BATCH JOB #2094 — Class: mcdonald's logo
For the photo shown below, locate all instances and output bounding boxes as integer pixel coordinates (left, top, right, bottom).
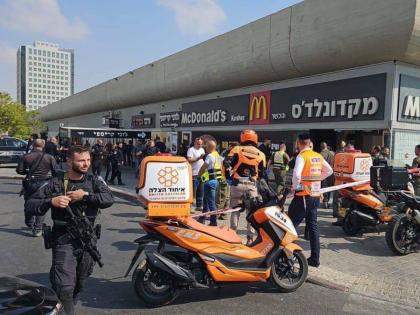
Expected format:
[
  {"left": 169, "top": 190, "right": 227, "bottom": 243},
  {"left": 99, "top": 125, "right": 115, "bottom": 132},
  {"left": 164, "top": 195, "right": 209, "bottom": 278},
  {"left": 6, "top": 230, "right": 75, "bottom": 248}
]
[{"left": 249, "top": 91, "right": 271, "bottom": 125}]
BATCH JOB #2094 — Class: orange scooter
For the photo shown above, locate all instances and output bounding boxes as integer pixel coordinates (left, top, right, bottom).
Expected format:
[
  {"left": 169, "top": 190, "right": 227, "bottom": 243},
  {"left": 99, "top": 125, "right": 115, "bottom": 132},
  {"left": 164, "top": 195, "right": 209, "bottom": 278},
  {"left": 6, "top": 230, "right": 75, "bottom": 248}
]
[
  {"left": 334, "top": 151, "right": 391, "bottom": 235},
  {"left": 124, "top": 180, "right": 308, "bottom": 307}
]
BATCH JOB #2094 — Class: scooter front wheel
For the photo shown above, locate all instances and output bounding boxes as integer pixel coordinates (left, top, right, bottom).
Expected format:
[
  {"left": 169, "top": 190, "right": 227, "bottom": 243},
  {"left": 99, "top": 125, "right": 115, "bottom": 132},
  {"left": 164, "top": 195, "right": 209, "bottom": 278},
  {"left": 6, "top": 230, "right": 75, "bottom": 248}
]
[
  {"left": 132, "top": 260, "right": 179, "bottom": 307},
  {"left": 270, "top": 250, "right": 308, "bottom": 293}
]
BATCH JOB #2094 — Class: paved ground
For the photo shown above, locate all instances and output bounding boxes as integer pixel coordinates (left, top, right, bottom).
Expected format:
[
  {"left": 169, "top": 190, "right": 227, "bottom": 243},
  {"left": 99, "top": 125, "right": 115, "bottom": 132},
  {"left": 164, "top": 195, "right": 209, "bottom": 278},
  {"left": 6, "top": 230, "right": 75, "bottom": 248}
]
[
  {"left": 1, "top": 164, "right": 419, "bottom": 313},
  {"left": 0, "top": 178, "right": 418, "bottom": 314}
]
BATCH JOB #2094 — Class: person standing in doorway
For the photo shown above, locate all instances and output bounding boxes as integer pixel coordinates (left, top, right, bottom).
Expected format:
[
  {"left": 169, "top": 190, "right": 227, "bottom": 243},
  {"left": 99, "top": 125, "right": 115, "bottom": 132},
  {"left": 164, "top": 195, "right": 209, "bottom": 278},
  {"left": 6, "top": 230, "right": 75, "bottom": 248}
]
[
  {"left": 104, "top": 141, "right": 113, "bottom": 182},
  {"left": 198, "top": 140, "right": 222, "bottom": 226},
  {"left": 320, "top": 142, "right": 335, "bottom": 209},
  {"left": 268, "top": 142, "right": 290, "bottom": 195},
  {"left": 91, "top": 139, "right": 104, "bottom": 176},
  {"left": 288, "top": 134, "right": 333, "bottom": 267},
  {"left": 187, "top": 138, "right": 205, "bottom": 211},
  {"left": 258, "top": 137, "right": 272, "bottom": 163},
  {"left": 109, "top": 143, "right": 125, "bottom": 185},
  {"left": 155, "top": 136, "right": 167, "bottom": 153}
]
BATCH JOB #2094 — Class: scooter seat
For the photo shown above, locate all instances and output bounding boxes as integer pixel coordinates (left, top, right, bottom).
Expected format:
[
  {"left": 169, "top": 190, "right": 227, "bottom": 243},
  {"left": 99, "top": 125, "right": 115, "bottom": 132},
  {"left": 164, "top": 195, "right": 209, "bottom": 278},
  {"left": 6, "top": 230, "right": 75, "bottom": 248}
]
[{"left": 182, "top": 217, "right": 242, "bottom": 244}]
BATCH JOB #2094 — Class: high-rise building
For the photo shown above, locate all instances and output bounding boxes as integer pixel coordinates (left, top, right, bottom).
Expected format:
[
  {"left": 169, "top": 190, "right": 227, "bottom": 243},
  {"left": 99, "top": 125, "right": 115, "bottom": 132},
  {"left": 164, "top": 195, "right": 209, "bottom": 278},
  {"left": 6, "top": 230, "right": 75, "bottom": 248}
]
[{"left": 17, "top": 41, "right": 74, "bottom": 111}]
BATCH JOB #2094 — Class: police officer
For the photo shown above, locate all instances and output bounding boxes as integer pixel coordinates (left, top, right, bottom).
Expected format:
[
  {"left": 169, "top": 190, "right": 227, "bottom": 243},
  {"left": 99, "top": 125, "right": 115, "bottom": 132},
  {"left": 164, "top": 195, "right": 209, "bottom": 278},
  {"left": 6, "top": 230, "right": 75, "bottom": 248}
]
[
  {"left": 268, "top": 142, "right": 290, "bottom": 194},
  {"left": 16, "top": 139, "right": 57, "bottom": 236},
  {"left": 225, "top": 130, "right": 266, "bottom": 245},
  {"left": 289, "top": 134, "right": 333, "bottom": 267},
  {"left": 198, "top": 140, "right": 222, "bottom": 226},
  {"left": 91, "top": 139, "right": 104, "bottom": 176},
  {"left": 412, "top": 144, "right": 420, "bottom": 196},
  {"left": 25, "top": 145, "right": 114, "bottom": 315}
]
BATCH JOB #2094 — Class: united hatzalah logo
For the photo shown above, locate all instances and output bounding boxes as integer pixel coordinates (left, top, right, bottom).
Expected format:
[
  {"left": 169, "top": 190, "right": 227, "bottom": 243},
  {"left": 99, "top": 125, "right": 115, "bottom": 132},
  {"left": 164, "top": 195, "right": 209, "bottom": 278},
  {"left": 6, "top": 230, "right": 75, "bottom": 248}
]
[{"left": 158, "top": 167, "right": 179, "bottom": 187}]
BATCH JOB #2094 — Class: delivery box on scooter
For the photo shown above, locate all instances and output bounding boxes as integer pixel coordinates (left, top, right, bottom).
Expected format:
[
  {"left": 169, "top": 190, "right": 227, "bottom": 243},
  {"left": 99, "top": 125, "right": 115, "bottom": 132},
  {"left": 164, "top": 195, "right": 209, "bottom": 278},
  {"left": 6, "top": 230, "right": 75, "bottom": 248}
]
[
  {"left": 137, "top": 156, "right": 193, "bottom": 217},
  {"left": 333, "top": 151, "right": 372, "bottom": 190}
]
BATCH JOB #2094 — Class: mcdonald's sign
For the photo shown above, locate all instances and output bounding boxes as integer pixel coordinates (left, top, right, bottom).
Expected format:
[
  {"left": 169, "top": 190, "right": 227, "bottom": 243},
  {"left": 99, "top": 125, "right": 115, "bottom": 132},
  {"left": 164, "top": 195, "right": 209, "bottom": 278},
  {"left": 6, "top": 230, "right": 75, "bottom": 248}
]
[{"left": 249, "top": 91, "right": 271, "bottom": 125}]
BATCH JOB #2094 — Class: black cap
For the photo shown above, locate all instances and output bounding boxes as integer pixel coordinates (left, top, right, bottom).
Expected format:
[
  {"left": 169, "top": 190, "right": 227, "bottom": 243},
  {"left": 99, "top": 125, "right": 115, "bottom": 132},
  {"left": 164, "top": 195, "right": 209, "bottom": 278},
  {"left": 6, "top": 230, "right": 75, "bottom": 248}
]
[{"left": 298, "top": 133, "right": 310, "bottom": 141}]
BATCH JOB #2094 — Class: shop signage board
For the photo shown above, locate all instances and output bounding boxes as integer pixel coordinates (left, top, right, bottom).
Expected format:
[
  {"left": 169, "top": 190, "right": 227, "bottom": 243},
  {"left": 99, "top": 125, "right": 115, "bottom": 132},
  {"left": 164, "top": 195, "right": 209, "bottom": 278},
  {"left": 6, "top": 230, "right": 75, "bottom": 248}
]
[
  {"left": 160, "top": 111, "right": 181, "bottom": 128},
  {"left": 131, "top": 113, "right": 156, "bottom": 129},
  {"left": 68, "top": 128, "right": 151, "bottom": 139},
  {"left": 398, "top": 74, "right": 420, "bottom": 123},
  {"left": 270, "top": 73, "right": 386, "bottom": 124},
  {"left": 179, "top": 74, "right": 386, "bottom": 128},
  {"left": 181, "top": 95, "right": 249, "bottom": 127},
  {"left": 108, "top": 118, "right": 120, "bottom": 128}
]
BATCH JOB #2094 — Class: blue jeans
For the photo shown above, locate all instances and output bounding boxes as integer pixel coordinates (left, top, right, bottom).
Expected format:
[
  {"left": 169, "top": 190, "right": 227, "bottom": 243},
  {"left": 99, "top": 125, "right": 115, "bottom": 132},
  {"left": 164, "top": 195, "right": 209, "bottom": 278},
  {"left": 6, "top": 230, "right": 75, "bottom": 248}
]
[
  {"left": 288, "top": 195, "right": 320, "bottom": 263},
  {"left": 193, "top": 176, "right": 203, "bottom": 209},
  {"left": 202, "top": 179, "right": 219, "bottom": 226}
]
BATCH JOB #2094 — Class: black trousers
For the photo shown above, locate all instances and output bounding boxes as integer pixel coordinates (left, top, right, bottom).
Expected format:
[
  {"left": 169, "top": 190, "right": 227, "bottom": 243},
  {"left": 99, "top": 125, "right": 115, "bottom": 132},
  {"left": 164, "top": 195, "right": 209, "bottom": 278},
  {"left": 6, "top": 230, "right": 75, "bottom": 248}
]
[
  {"left": 50, "top": 239, "right": 95, "bottom": 315},
  {"left": 288, "top": 195, "right": 321, "bottom": 263},
  {"left": 110, "top": 164, "right": 122, "bottom": 183},
  {"left": 104, "top": 160, "right": 112, "bottom": 181},
  {"left": 92, "top": 159, "right": 102, "bottom": 176},
  {"left": 23, "top": 179, "right": 47, "bottom": 230}
]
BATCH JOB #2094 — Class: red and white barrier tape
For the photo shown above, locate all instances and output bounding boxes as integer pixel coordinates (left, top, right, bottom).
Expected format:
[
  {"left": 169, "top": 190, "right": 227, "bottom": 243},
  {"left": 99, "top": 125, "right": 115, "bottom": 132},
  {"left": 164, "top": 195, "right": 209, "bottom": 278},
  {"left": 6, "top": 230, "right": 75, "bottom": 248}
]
[{"left": 190, "top": 179, "right": 370, "bottom": 218}]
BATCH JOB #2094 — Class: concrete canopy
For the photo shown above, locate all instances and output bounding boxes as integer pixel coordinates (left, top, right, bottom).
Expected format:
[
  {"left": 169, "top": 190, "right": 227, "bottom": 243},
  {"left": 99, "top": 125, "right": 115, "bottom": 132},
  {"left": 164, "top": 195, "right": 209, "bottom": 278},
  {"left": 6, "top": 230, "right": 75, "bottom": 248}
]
[{"left": 40, "top": 0, "right": 420, "bottom": 122}]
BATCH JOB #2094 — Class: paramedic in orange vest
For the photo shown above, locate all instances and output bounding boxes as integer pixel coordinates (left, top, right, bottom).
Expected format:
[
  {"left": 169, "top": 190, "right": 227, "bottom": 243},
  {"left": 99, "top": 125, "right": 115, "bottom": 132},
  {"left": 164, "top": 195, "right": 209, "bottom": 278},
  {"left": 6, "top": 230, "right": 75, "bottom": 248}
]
[
  {"left": 289, "top": 134, "right": 333, "bottom": 267},
  {"left": 225, "top": 129, "right": 266, "bottom": 245}
]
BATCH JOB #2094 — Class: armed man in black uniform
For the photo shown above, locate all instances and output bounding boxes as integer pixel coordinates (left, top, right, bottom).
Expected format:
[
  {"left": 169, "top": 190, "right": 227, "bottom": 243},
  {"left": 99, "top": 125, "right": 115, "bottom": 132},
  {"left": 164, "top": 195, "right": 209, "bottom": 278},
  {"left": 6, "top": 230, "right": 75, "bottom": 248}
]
[
  {"left": 91, "top": 139, "right": 104, "bottom": 176},
  {"left": 16, "top": 138, "right": 58, "bottom": 236},
  {"left": 25, "top": 145, "right": 114, "bottom": 315}
]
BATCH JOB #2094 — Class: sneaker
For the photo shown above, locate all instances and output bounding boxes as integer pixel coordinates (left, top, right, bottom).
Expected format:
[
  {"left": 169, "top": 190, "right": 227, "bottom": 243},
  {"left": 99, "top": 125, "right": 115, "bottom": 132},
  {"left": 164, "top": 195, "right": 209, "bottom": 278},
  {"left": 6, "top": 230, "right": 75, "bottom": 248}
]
[
  {"left": 135, "top": 187, "right": 140, "bottom": 194},
  {"left": 32, "top": 229, "right": 42, "bottom": 237},
  {"left": 307, "top": 258, "right": 320, "bottom": 268}
]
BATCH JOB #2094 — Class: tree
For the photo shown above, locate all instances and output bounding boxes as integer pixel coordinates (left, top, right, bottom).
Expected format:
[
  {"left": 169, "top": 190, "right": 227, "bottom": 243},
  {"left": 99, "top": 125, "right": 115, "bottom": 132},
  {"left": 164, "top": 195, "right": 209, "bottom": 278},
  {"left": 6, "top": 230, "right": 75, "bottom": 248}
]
[{"left": 0, "top": 92, "right": 45, "bottom": 139}]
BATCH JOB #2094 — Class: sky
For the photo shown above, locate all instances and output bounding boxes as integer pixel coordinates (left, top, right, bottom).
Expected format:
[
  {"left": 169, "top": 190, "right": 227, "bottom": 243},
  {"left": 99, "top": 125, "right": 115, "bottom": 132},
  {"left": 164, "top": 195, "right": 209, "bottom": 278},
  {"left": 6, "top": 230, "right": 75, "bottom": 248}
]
[{"left": 0, "top": 0, "right": 302, "bottom": 99}]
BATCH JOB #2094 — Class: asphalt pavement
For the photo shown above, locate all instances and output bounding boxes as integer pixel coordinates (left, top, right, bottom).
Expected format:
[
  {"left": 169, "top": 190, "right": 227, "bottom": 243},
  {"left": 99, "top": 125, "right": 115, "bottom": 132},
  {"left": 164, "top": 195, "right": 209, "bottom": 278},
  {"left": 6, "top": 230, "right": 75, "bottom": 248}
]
[{"left": 0, "top": 178, "right": 418, "bottom": 315}]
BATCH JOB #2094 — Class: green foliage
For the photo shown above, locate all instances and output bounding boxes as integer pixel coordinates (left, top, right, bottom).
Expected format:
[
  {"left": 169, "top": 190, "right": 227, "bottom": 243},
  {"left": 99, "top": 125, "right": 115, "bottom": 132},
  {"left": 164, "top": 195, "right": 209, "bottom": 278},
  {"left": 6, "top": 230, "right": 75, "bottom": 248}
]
[{"left": 0, "top": 92, "right": 45, "bottom": 138}]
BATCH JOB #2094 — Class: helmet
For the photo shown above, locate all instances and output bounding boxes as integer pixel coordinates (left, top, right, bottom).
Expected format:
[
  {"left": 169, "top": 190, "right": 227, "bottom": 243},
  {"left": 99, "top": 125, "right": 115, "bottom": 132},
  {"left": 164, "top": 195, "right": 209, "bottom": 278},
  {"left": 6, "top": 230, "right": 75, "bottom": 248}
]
[{"left": 240, "top": 129, "right": 258, "bottom": 144}]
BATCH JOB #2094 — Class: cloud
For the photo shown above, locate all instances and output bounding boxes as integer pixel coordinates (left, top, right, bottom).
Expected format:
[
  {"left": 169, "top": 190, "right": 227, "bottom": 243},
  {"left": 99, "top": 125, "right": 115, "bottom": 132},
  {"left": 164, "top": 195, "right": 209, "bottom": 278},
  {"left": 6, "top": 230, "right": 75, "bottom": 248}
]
[
  {"left": 158, "top": 0, "right": 226, "bottom": 36},
  {"left": 0, "top": 0, "right": 89, "bottom": 40}
]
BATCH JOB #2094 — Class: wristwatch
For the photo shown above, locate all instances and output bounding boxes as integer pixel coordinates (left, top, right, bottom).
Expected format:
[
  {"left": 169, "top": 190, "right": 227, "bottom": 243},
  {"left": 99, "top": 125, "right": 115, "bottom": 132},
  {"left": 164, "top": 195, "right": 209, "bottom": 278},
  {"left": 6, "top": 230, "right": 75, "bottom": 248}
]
[{"left": 82, "top": 192, "right": 90, "bottom": 202}]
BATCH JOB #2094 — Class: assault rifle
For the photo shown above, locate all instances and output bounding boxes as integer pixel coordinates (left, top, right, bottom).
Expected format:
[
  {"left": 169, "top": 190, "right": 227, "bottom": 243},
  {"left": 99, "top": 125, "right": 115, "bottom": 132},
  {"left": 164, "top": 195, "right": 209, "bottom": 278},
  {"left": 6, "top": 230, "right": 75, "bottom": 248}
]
[{"left": 64, "top": 205, "right": 104, "bottom": 268}]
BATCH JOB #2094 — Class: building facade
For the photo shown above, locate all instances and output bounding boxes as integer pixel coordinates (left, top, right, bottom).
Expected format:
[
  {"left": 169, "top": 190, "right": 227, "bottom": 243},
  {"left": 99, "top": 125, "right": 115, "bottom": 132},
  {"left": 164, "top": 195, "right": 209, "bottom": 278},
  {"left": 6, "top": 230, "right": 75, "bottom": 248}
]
[
  {"left": 39, "top": 0, "right": 420, "bottom": 164},
  {"left": 17, "top": 41, "right": 74, "bottom": 111}
]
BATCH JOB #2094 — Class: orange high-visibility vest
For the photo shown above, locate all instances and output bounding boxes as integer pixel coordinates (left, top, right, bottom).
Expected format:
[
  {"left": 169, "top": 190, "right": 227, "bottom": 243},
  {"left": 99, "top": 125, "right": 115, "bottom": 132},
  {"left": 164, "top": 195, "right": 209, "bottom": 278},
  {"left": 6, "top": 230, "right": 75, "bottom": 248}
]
[
  {"left": 229, "top": 145, "right": 266, "bottom": 180},
  {"left": 296, "top": 150, "right": 323, "bottom": 197}
]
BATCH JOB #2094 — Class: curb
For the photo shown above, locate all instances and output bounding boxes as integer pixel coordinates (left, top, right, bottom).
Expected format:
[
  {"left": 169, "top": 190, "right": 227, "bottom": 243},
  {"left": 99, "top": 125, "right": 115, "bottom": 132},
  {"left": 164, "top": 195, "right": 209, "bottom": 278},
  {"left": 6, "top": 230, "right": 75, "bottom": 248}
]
[
  {"left": 0, "top": 175, "right": 24, "bottom": 180},
  {"left": 306, "top": 275, "right": 349, "bottom": 292},
  {"left": 108, "top": 187, "right": 141, "bottom": 204}
]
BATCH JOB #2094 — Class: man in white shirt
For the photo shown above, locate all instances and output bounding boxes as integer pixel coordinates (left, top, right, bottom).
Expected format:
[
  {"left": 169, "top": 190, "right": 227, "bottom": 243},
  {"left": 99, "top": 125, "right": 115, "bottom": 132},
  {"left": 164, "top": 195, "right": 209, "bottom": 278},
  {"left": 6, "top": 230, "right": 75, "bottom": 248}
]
[
  {"left": 289, "top": 134, "right": 333, "bottom": 268},
  {"left": 187, "top": 138, "right": 205, "bottom": 210}
]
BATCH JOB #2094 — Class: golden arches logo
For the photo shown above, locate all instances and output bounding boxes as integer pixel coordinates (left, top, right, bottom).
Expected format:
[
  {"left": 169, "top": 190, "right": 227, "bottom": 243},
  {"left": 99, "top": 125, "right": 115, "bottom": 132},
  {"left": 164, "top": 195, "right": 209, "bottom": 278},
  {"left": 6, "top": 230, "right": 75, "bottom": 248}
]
[
  {"left": 158, "top": 167, "right": 179, "bottom": 187},
  {"left": 249, "top": 96, "right": 268, "bottom": 121}
]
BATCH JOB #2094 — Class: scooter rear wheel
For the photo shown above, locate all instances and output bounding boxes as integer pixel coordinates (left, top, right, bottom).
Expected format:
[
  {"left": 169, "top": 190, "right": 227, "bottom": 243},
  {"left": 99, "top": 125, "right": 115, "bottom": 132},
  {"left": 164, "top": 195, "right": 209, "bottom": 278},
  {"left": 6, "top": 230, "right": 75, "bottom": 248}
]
[
  {"left": 132, "top": 260, "right": 179, "bottom": 307},
  {"left": 270, "top": 250, "right": 308, "bottom": 293}
]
